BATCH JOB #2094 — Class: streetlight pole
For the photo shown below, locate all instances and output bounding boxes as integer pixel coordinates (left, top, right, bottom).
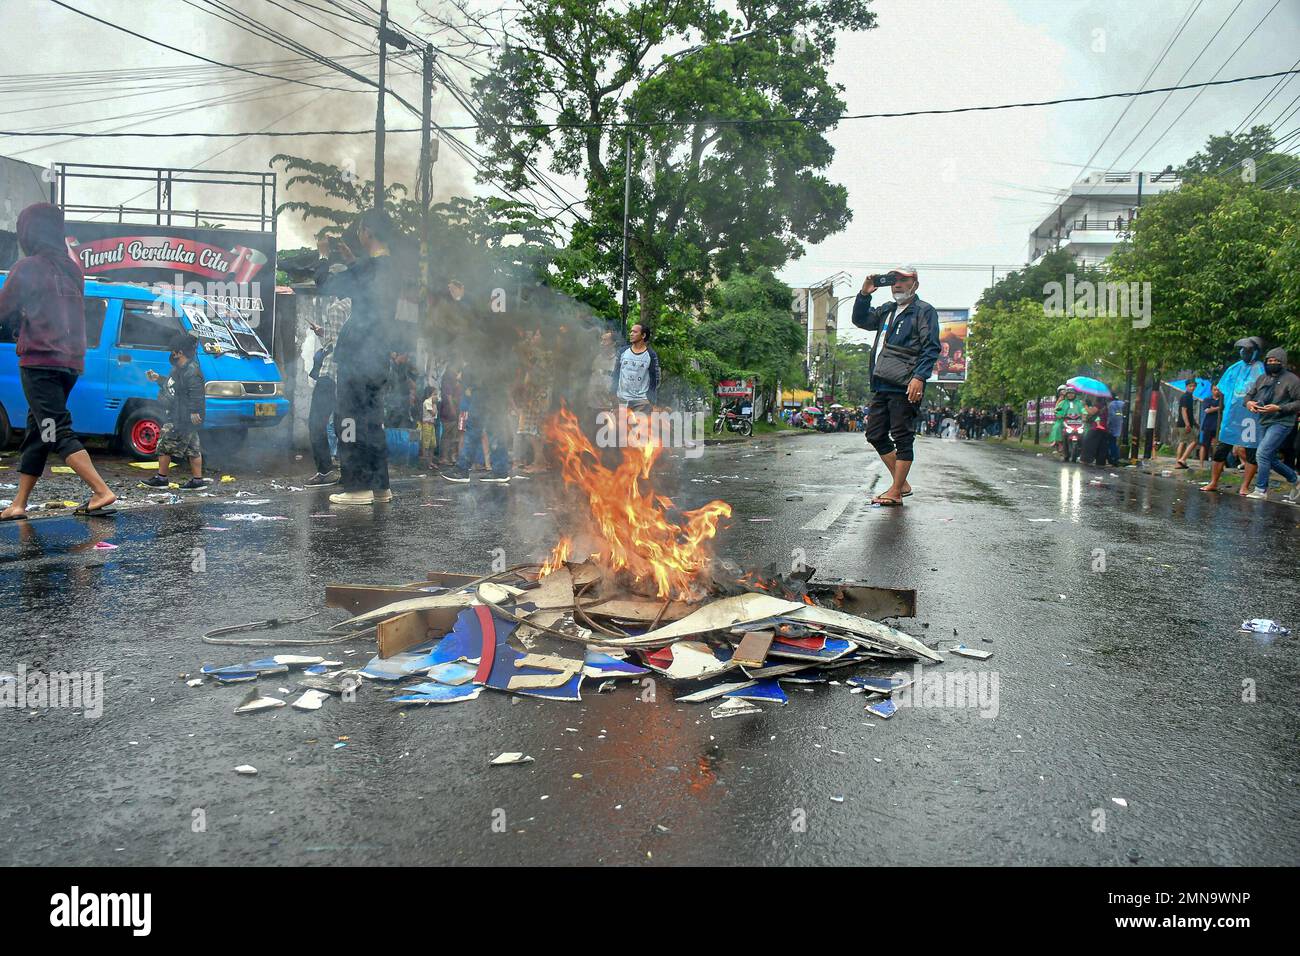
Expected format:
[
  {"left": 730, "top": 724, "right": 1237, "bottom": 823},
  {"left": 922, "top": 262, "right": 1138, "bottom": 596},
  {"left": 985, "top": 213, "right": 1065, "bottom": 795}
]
[{"left": 620, "top": 131, "right": 631, "bottom": 339}]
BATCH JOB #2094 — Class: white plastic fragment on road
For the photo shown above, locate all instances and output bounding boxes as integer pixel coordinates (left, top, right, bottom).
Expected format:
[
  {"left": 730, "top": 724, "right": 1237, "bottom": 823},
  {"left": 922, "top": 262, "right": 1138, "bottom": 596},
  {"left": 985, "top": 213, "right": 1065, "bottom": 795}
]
[
  {"left": 235, "top": 765, "right": 258, "bottom": 775},
  {"left": 949, "top": 644, "right": 993, "bottom": 660},
  {"left": 221, "top": 513, "right": 289, "bottom": 522},
  {"left": 234, "top": 690, "right": 286, "bottom": 714},
  {"left": 490, "top": 752, "right": 535, "bottom": 765},
  {"left": 291, "top": 690, "right": 330, "bottom": 711},
  {"left": 710, "top": 698, "right": 761, "bottom": 718},
  {"left": 1240, "top": 619, "right": 1289, "bottom": 635},
  {"left": 1111, "top": 797, "right": 1128, "bottom": 808}
]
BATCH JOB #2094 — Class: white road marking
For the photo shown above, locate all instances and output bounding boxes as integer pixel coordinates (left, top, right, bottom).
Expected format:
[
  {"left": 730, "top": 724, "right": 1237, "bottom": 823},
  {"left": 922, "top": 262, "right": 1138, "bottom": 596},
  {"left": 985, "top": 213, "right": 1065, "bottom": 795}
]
[{"left": 802, "top": 493, "right": 856, "bottom": 531}]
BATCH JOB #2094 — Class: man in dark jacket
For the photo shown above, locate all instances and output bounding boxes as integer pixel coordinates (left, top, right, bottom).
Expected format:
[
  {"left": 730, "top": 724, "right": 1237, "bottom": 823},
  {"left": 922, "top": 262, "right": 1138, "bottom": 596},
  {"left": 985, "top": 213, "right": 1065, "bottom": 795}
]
[
  {"left": 314, "top": 211, "right": 400, "bottom": 505},
  {"left": 0, "top": 202, "right": 115, "bottom": 519},
  {"left": 140, "top": 333, "right": 209, "bottom": 490},
  {"left": 852, "top": 266, "right": 941, "bottom": 506},
  {"left": 1244, "top": 347, "right": 1300, "bottom": 502}
]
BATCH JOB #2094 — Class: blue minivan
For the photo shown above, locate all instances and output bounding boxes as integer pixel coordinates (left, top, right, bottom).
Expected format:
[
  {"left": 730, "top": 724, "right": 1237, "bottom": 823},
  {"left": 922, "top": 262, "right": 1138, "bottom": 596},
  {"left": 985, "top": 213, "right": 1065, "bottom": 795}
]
[{"left": 0, "top": 277, "right": 289, "bottom": 457}]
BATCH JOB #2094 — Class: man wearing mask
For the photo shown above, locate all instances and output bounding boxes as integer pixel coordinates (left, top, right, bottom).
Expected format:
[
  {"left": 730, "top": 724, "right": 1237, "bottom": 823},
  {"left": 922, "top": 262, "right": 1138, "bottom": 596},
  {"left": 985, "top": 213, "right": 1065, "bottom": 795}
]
[
  {"left": 1202, "top": 337, "right": 1265, "bottom": 495},
  {"left": 0, "top": 202, "right": 116, "bottom": 520},
  {"left": 1244, "top": 348, "right": 1300, "bottom": 502},
  {"left": 852, "top": 267, "right": 941, "bottom": 506},
  {"left": 314, "top": 210, "right": 400, "bottom": 505}
]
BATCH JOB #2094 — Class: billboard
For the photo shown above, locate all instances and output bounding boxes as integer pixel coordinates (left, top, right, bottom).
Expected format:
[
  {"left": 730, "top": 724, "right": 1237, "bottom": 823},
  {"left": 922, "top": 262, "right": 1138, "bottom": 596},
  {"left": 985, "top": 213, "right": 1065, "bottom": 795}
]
[
  {"left": 1025, "top": 396, "right": 1057, "bottom": 426},
  {"left": 716, "top": 378, "right": 754, "bottom": 398},
  {"left": 930, "top": 309, "right": 969, "bottom": 383},
  {"left": 62, "top": 221, "right": 276, "bottom": 331}
]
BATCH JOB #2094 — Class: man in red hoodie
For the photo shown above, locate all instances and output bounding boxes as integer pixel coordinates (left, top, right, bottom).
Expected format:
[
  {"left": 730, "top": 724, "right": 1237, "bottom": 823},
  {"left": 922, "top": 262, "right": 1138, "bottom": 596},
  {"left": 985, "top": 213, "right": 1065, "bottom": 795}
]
[{"left": 0, "top": 203, "right": 115, "bottom": 519}]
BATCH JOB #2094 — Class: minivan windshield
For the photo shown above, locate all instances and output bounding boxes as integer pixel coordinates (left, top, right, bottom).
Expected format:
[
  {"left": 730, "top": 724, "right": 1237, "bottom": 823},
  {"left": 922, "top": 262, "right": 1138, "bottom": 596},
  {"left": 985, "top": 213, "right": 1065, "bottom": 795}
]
[{"left": 150, "top": 297, "right": 270, "bottom": 357}]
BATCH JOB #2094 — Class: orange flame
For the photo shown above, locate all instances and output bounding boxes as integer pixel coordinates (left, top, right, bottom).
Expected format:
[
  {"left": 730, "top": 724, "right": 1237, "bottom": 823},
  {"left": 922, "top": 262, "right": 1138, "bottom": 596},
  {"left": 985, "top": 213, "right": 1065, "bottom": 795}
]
[
  {"left": 542, "top": 405, "right": 731, "bottom": 599},
  {"left": 541, "top": 537, "right": 572, "bottom": 576}
]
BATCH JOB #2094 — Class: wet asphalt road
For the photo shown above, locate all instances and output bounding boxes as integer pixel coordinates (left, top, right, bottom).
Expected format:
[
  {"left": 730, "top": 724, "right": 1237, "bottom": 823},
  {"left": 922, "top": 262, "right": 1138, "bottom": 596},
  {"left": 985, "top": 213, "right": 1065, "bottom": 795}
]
[{"left": 1, "top": 432, "right": 1296, "bottom": 866}]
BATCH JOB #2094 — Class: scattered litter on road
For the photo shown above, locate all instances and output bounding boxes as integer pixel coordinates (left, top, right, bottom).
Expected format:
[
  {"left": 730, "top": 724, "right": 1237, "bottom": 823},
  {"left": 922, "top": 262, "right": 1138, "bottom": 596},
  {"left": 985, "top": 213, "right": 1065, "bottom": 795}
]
[
  {"left": 200, "top": 526, "right": 230, "bottom": 531},
  {"left": 949, "top": 644, "right": 993, "bottom": 660},
  {"left": 1111, "top": 797, "right": 1128, "bottom": 808},
  {"left": 1240, "top": 618, "right": 1289, "bottom": 635},
  {"left": 1027, "top": 518, "right": 1054, "bottom": 523},
  {"left": 221, "top": 513, "right": 290, "bottom": 522},
  {"left": 235, "top": 765, "right": 258, "bottom": 775},
  {"left": 830, "top": 795, "right": 844, "bottom": 803}
]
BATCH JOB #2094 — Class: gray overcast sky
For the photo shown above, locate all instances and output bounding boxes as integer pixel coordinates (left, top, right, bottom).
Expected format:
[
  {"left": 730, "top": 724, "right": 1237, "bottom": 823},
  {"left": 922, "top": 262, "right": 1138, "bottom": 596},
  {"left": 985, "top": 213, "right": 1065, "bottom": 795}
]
[{"left": 3, "top": 0, "right": 1297, "bottom": 336}]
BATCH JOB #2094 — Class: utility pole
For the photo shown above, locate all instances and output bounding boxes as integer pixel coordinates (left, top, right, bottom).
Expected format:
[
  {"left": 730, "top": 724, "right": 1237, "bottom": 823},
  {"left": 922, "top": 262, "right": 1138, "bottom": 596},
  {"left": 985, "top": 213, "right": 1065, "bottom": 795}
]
[
  {"left": 374, "top": 0, "right": 389, "bottom": 212},
  {"left": 620, "top": 132, "right": 632, "bottom": 339},
  {"left": 419, "top": 42, "right": 435, "bottom": 322}
]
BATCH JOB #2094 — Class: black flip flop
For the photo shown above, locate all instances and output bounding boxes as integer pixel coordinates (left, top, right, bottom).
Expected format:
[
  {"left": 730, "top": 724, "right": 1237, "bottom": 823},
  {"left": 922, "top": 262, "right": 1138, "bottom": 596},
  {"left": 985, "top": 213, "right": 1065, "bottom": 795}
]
[
  {"left": 874, "top": 497, "right": 904, "bottom": 507},
  {"left": 0, "top": 512, "right": 29, "bottom": 522},
  {"left": 74, "top": 500, "right": 118, "bottom": 517},
  {"left": 901, "top": 490, "right": 913, "bottom": 498}
]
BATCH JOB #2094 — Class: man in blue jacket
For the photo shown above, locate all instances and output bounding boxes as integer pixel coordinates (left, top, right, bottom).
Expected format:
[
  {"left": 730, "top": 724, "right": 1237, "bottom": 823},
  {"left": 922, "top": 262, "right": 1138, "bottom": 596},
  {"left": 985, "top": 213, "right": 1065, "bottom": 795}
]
[{"left": 851, "top": 267, "right": 941, "bottom": 507}]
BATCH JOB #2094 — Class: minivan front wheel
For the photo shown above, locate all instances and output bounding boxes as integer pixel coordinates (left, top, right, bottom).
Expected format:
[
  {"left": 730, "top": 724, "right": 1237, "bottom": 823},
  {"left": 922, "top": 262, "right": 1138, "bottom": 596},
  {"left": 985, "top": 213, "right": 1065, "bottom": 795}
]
[{"left": 120, "top": 408, "right": 163, "bottom": 459}]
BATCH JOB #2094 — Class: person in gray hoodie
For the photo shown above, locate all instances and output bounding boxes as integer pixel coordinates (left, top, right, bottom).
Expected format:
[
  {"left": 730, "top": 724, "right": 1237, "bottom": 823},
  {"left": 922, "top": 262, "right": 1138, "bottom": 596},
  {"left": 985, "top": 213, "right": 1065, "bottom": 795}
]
[{"left": 1244, "top": 347, "right": 1300, "bottom": 501}]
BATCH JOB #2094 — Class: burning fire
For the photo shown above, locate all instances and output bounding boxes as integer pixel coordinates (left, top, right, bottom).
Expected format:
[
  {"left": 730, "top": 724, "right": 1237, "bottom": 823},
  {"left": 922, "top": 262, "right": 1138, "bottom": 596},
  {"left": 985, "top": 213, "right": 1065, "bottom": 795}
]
[{"left": 541, "top": 406, "right": 731, "bottom": 599}]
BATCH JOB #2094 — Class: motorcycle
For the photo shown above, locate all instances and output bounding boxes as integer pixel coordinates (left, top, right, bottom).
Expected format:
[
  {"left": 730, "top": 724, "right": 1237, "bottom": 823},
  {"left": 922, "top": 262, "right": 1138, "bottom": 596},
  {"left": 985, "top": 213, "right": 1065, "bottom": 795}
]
[
  {"left": 1061, "top": 414, "right": 1085, "bottom": 462},
  {"left": 713, "top": 408, "right": 753, "bottom": 437}
]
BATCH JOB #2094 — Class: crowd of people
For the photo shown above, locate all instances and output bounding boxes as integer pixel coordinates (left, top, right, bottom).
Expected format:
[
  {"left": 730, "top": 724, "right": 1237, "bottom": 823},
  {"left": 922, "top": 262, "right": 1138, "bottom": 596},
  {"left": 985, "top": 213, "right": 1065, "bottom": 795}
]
[
  {"left": 920, "top": 405, "right": 1020, "bottom": 440},
  {"left": 303, "top": 217, "right": 658, "bottom": 503}
]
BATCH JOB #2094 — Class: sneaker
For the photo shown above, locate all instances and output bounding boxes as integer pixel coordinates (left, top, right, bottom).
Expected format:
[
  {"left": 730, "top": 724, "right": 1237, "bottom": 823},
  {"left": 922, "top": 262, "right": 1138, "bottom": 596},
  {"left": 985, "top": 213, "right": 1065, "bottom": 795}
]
[
  {"left": 138, "top": 475, "right": 169, "bottom": 489},
  {"left": 178, "top": 477, "right": 211, "bottom": 491},
  {"left": 1286, "top": 483, "right": 1300, "bottom": 504},
  {"left": 1245, "top": 488, "right": 1268, "bottom": 500},
  {"left": 373, "top": 489, "right": 393, "bottom": 503},
  {"left": 441, "top": 470, "right": 471, "bottom": 483},
  {"left": 329, "top": 490, "right": 375, "bottom": 506},
  {"left": 305, "top": 471, "right": 338, "bottom": 487},
  {"left": 479, "top": 474, "right": 511, "bottom": 484}
]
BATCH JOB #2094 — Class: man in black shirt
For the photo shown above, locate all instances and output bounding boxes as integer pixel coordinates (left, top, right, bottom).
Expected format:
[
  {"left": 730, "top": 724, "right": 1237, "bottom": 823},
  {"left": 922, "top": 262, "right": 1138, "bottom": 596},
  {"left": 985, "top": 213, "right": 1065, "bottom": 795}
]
[{"left": 314, "top": 210, "right": 401, "bottom": 506}]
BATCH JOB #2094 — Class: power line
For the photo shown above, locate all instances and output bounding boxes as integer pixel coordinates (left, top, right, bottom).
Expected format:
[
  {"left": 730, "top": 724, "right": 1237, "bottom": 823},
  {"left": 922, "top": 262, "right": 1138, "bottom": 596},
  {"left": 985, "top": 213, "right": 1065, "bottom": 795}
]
[
  {"left": 1231, "top": 55, "right": 1300, "bottom": 134},
  {"left": 46, "top": 0, "right": 366, "bottom": 93},
  {"left": 1127, "top": 0, "right": 1284, "bottom": 170},
  {"left": 6, "top": 66, "right": 1299, "bottom": 140},
  {"left": 1101, "top": 0, "right": 1246, "bottom": 174},
  {"left": 1078, "top": 0, "right": 1203, "bottom": 175}
]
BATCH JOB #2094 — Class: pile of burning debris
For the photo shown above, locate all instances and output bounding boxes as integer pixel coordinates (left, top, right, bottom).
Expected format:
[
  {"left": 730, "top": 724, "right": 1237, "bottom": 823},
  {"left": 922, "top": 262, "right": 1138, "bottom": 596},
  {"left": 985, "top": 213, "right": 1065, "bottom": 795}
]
[
  {"left": 196, "top": 558, "right": 945, "bottom": 720},
  {"left": 195, "top": 409, "right": 955, "bottom": 718}
]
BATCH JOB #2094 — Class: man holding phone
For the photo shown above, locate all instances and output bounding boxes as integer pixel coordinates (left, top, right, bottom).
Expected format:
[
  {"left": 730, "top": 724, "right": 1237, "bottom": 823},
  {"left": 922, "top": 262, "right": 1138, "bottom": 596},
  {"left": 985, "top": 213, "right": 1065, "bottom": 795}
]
[{"left": 852, "top": 266, "right": 941, "bottom": 507}]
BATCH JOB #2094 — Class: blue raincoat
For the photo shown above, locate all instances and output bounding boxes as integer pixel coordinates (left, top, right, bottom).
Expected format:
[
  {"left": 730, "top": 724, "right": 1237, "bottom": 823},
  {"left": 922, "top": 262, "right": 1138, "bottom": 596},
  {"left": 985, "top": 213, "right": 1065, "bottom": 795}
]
[{"left": 1217, "top": 360, "right": 1264, "bottom": 448}]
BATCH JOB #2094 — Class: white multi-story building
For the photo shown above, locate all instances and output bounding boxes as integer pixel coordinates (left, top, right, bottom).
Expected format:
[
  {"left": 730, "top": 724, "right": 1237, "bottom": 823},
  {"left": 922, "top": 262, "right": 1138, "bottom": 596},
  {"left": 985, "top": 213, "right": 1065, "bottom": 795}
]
[{"left": 1027, "top": 169, "right": 1181, "bottom": 269}]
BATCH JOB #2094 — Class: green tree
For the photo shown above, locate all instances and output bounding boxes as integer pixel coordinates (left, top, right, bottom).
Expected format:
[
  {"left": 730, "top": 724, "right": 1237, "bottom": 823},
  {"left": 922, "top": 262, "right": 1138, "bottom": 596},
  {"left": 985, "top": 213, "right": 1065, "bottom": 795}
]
[
  {"left": 1177, "top": 125, "right": 1293, "bottom": 185},
  {"left": 471, "top": 0, "right": 876, "bottom": 322},
  {"left": 1106, "top": 175, "right": 1299, "bottom": 371},
  {"left": 694, "top": 268, "right": 804, "bottom": 409},
  {"left": 977, "top": 249, "right": 1106, "bottom": 312},
  {"left": 966, "top": 299, "right": 1076, "bottom": 410}
]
